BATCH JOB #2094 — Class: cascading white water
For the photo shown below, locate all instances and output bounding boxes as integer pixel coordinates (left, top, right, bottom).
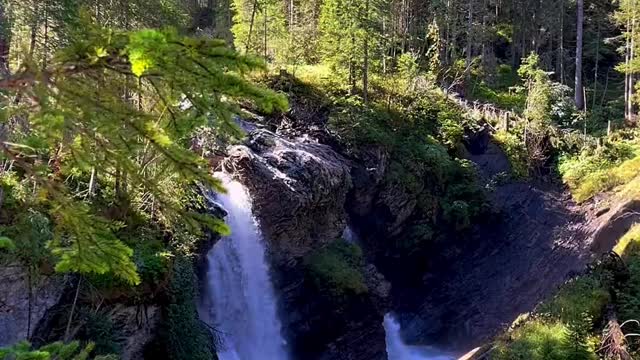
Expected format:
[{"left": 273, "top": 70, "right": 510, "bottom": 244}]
[
  {"left": 200, "top": 173, "right": 289, "bottom": 360},
  {"left": 342, "top": 225, "right": 359, "bottom": 244},
  {"left": 384, "top": 314, "right": 455, "bottom": 360}
]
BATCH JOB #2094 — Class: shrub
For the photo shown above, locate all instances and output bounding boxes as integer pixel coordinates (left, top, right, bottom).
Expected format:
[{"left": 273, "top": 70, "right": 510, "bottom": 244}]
[
  {"left": 616, "top": 256, "right": 640, "bottom": 323},
  {"left": 305, "top": 240, "right": 368, "bottom": 299},
  {"left": 571, "top": 155, "right": 640, "bottom": 202},
  {"left": 493, "top": 320, "right": 568, "bottom": 360},
  {"left": 160, "top": 257, "right": 215, "bottom": 360},
  {"left": 0, "top": 340, "right": 116, "bottom": 360},
  {"left": 78, "top": 312, "right": 121, "bottom": 356},
  {"left": 558, "top": 138, "right": 640, "bottom": 202},
  {"left": 133, "top": 240, "right": 171, "bottom": 285},
  {"left": 492, "top": 318, "right": 598, "bottom": 360},
  {"left": 538, "top": 274, "right": 610, "bottom": 326},
  {"left": 494, "top": 130, "right": 529, "bottom": 179}
]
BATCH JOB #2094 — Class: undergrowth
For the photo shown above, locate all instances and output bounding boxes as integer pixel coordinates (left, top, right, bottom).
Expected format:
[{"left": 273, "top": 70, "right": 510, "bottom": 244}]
[
  {"left": 305, "top": 240, "right": 368, "bottom": 299},
  {"left": 558, "top": 136, "right": 640, "bottom": 202},
  {"left": 493, "top": 224, "right": 640, "bottom": 359}
]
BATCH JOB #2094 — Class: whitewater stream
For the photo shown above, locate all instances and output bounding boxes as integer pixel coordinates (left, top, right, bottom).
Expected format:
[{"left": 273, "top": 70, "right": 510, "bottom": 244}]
[
  {"left": 384, "top": 314, "right": 456, "bottom": 360},
  {"left": 200, "top": 173, "right": 289, "bottom": 360}
]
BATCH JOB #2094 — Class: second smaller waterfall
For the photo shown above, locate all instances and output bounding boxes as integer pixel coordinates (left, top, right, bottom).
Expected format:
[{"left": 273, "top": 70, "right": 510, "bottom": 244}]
[{"left": 384, "top": 314, "right": 455, "bottom": 360}]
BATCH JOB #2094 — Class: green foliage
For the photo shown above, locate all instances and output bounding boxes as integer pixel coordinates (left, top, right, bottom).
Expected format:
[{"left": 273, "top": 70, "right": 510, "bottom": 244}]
[
  {"left": 78, "top": 312, "right": 121, "bottom": 356},
  {"left": 161, "top": 257, "right": 214, "bottom": 360},
  {"left": 469, "top": 82, "right": 526, "bottom": 112},
  {"left": 132, "top": 240, "right": 171, "bottom": 285},
  {"left": 492, "top": 319, "right": 597, "bottom": 360},
  {"left": 613, "top": 224, "right": 640, "bottom": 257},
  {"left": 558, "top": 138, "right": 640, "bottom": 202},
  {"left": 616, "top": 256, "right": 640, "bottom": 322},
  {"left": 395, "top": 222, "right": 434, "bottom": 255},
  {"left": 493, "top": 320, "right": 569, "bottom": 360},
  {"left": 0, "top": 340, "right": 115, "bottom": 360},
  {"left": 562, "top": 313, "right": 596, "bottom": 360},
  {"left": 517, "top": 53, "right": 574, "bottom": 126},
  {"left": 0, "top": 19, "right": 286, "bottom": 284},
  {"left": 397, "top": 53, "right": 420, "bottom": 86},
  {"left": 305, "top": 240, "right": 368, "bottom": 298},
  {"left": 231, "top": 0, "right": 287, "bottom": 62},
  {"left": 494, "top": 130, "right": 529, "bottom": 179},
  {"left": 0, "top": 236, "right": 15, "bottom": 251},
  {"left": 469, "top": 65, "right": 525, "bottom": 112},
  {"left": 539, "top": 274, "right": 611, "bottom": 325},
  {"left": 318, "top": 0, "right": 385, "bottom": 86}
]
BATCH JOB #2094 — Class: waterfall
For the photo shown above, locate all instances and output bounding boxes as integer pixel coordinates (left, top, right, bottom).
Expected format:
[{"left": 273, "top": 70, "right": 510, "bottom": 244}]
[
  {"left": 342, "top": 225, "right": 359, "bottom": 244},
  {"left": 384, "top": 314, "right": 455, "bottom": 360},
  {"left": 200, "top": 173, "right": 289, "bottom": 360}
]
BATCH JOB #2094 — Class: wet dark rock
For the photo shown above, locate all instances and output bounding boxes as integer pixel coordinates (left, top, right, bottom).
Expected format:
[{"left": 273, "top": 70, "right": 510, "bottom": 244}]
[
  {"left": 110, "top": 305, "right": 161, "bottom": 360},
  {"left": 0, "top": 267, "right": 66, "bottom": 346}
]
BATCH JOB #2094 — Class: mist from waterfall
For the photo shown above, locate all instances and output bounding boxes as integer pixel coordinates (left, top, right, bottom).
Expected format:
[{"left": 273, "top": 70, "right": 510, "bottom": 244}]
[
  {"left": 200, "top": 173, "right": 289, "bottom": 360},
  {"left": 384, "top": 314, "right": 455, "bottom": 360}
]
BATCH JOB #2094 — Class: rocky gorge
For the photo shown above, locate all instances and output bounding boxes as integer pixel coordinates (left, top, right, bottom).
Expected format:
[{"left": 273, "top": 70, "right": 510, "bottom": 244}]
[{"left": 2, "top": 78, "right": 639, "bottom": 360}]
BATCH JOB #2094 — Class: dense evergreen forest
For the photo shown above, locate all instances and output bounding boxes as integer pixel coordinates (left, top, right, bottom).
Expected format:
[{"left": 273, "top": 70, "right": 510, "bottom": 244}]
[{"left": 0, "top": 0, "right": 639, "bottom": 359}]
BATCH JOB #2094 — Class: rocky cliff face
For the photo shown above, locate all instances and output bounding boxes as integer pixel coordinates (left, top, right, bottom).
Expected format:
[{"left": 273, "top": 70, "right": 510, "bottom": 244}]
[
  {"left": 0, "top": 267, "right": 66, "bottom": 346},
  {"left": 390, "top": 139, "right": 615, "bottom": 354}
]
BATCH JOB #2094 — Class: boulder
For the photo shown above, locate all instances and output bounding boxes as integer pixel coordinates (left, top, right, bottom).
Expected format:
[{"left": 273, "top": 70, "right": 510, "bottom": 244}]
[{"left": 224, "top": 129, "right": 353, "bottom": 259}]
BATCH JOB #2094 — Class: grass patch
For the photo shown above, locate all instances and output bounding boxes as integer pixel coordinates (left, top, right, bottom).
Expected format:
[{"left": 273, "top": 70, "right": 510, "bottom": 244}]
[
  {"left": 613, "top": 224, "right": 640, "bottom": 257},
  {"left": 538, "top": 274, "right": 611, "bottom": 324},
  {"left": 559, "top": 138, "right": 640, "bottom": 202},
  {"left": 492, "top": 318, "right": 598, "bottom": 360}
]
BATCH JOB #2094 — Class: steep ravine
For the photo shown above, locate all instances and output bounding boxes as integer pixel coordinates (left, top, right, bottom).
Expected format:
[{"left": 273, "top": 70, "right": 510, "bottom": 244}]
[
  {"left": 4, "top": 114, "right": 637, "bottom": 360},
  {"left": 201, "top": 115, "right": 638, "bottom": 359},
  {"left": 387, "top": 140, "right": 637, "bottom": 355}
]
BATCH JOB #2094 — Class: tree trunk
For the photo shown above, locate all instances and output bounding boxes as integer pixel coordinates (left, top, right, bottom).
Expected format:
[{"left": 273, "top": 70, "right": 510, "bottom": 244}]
[
  {"left": 465, "top": 0, "right": 473, "bottom": 78},
  {"left": 592, "top": 22, "right": 600, "bottom": 111},
  {"left": 263, "top": 4, "right": 267, "bottom": 60},
  {"left": 246, "top": 0, "right": 259, "bottom": 53},
  {"left": 625, "top": 19, "right": 630, "bottom": 121},
  {"left": 628, "top": 18, "right": 636, "bottom": 123},
  {"left": 574, "top": 0, "right": 584, "bottom": 110},
  {"left": 43, "top": 0, "right": 49, "bottom": 69},
  {"left": 559, "top": 0, "right": 565, "bottom": 84},
  {"left": 0, "top": 3, "right": 9, "bottom": 75},
  {"left": 363, "top": 0, "right": 370, "bottom": 103}
]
